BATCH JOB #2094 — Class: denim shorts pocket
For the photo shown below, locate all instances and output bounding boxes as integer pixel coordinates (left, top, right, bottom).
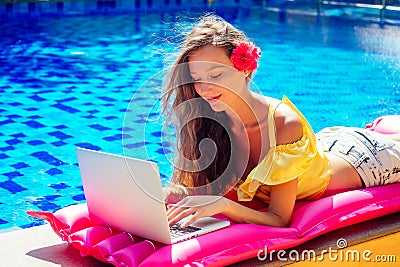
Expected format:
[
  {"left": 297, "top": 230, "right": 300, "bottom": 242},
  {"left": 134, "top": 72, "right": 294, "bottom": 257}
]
[
  {"left": 317, "top": 135, "right": 336, "bottom": 152},
  {"left": 327, "top": 139, "right": 369, "bottom": 167},
  {"left": 354, "top": 130, "right": 395, "bottom": 152}
]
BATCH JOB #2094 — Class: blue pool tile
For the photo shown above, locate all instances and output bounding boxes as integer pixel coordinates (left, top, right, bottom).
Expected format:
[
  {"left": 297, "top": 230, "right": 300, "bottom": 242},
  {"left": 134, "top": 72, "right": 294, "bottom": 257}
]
[
  {"left": 103, "top": 134, "right": 122, "bottom": 141},
  {"left": 130, "top": 96, "right": 148, "bottom": 101},
  {"left": 37, "top": 89, "right": 55, "bottom": 94},
  {"left": 9, "top": 102, "right": 23, "bottom": 106},
  {"left": 98, "top": 96, "right": 117, "bottom": 102},
  {"left": 50, "top": 183, "right": 70, "bottom": 190},
  {"left": 23, "top": 120, "right": 46, "bottom": 129},
  {"left": 29, "top": 95, "right": 46, "bottom": 102},
  {"left": 0, "top": 146, "right": 14, "bottom": 152},
  {"left": 76, "top": 186, "right": 84, "bottom": 191},
  {"left": 104, "top": 116, "right": 118, "bottom": 120},
  {"left": 28, "top": 115, "right": 42, "bottom": 120},
  {"left": 124, "top": 141, "right": 148, "bottom": 149},
  {"left": 72, "top": 194, "right": 85, "bottom": 201},
  {"left": 32, "top": 199, "right": 61, "bottom": 211},
  {"left": 158, "top": 141, "right": 171, "bottom": 147},
  {"left": 45, "top": 168, "right": 63, "bottom": 176},
  {"left": 30, "top": 84, "right": 43, "bottom": 89},
  {"left": 44, "top": 195, "right": 61, "bottom": 201},
  {"left": 141, "top": 103, "right": 156, "bottom": 108},
  {"left": 20, "top": 219, "right": 45, "bottom": 229},
  {"left": 28, "top": 2, "right": 35, "bottom": 12},
  {"left": 82, "top": 115, "right": 97, "bottom": 119},
  {"left": 103, "top": 136, "right": 118, "bottom": 141},
  {"left": 48, "top": 131, "right": 73, "bottom": 140},
  {"left": 47, "top": 71, "right": 70, "bottom": 78},
  {"left": 2, "top": 171, "right": 24, "bottom": 179},
  {"left": 102, "top": 103, "right": 115, "bottom": 107},
  {"left": 10, "top": 133, "right": 26, "bottom": 138},
  {"left": 121, "top": 133, "right": 132, "bottom": 139},
  {"left": 24, "top": 107, "right": 39, "bottom": 111},
  {"left": 151, "top": 131, "right": 162, "bottom": 137},
  {"left": 0, "top": 153, "right": 10, "bottom": 160},
  {"left": 160, "top": 173, "right": 168, "bottom": 180},
  {"left": 134, "top": 118, "right": 147, "bottom": 123},
  {"left": 89, "top": 124, "right": 111, "bottom": 131},
  {"left": 7, "top": 114, "right": 22, "bottom": 119},
  {"left": 148, "top": 112, "right": 158, "bottom": 117},
  {"left": 51, "top": 141, "right": 67, "bottom": 147},
  {"left": 54, "top": 125, "right": 68, "bottom": 129},
  {"left": 28, "top": 140, "right": 46, "bottom": 146},
  {"left": 6, "top": 139, "right": 22, "bottom": 145},
  {"left": 120, "top": 127, "right": 135, "bottom": 131},
  {"left": 31, "top": 151, "right": 66, "bottom": 166},
  {"left": 51, "top": 103, "right": 80, "bottom": 113},
  {"left": 57, "top": 97, "right": 78, "bottom": 103},
  {"left": 11, "top": 162, "right": 29, "bottom": 169},
  {"left": 155, "top": 148, "right": 172, "bottom": 154},
  {"left": 75, "top": 143, "right": 101, "bottom": 151},
  {"left": 0, "top": 180, "right": 28, "bottom": 194},
  {"left": 0, "top": 119, "right": 14, "bottom": 126}
]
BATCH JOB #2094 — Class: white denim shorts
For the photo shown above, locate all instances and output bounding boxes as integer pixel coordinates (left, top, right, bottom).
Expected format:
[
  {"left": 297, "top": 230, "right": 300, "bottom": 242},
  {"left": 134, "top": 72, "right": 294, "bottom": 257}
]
[{"left": 316, "top": 127, "right": 400, "bottom": 187}]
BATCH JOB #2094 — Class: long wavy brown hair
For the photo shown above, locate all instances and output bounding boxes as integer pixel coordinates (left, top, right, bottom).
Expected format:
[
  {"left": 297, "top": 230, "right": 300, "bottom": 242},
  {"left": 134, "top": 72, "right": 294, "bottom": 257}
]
[{"left": 162, "top": 14, "right": 253, "bottom": 195}]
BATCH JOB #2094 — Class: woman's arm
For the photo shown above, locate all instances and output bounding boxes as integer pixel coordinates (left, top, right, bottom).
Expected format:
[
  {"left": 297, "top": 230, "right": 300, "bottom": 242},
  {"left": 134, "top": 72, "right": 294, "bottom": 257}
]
[
  {"left": 223, "top": 178, "right": 298, "bottom": 227},
  {"left": 167, "top": 177, "right": 298, "bottom": 228}
]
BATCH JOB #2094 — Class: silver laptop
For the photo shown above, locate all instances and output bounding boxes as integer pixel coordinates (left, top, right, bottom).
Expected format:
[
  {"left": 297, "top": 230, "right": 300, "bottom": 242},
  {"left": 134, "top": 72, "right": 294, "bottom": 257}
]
[{"left": 76, "top": 147, "right": 230, "bottom": 244}]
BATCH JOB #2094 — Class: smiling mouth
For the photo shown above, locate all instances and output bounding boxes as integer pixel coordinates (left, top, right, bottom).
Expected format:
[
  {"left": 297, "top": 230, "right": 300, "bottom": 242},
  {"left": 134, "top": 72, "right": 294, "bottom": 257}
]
[{"left": 205, "top": 94, "right": 222, "bottom": 102}]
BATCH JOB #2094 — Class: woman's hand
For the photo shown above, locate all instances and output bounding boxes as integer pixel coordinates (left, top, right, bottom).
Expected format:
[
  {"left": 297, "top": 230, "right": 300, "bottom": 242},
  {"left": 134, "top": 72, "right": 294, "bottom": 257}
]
[
  {"left": 163, "top": 184, "right": 189, "bottom": 204},
  {"left": 166, "top": 178, "right": 298, "bottom": 228},
  {"left": 167, "top": 195, "right": 229, "bottom": 228}
]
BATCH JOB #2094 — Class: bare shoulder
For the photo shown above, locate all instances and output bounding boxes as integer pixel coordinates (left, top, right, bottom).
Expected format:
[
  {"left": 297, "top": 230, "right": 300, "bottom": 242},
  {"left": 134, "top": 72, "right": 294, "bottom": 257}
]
[{"left": 273, "top": 102, "right": 303, "bottom": 146}]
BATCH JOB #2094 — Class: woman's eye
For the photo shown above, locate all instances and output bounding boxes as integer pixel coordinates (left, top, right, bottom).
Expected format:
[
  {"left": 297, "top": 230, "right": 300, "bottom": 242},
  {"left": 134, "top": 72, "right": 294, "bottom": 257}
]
[
  {"left": 192, "top": 77, "right": 201, "bottom": 82},
  {"left": 211, "top": 73, "right": 222, "bottom": 79}
]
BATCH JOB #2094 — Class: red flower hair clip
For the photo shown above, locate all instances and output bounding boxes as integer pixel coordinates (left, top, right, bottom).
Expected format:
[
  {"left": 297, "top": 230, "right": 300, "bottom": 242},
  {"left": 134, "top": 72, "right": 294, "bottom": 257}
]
[{"left": 230, "top": 41, "right": 261, "bottom": 72}]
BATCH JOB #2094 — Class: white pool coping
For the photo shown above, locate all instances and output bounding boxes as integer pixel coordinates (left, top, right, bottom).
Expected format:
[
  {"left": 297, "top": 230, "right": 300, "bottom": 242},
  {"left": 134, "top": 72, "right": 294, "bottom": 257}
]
[{"left": 0, "top": 224, "right": 108, "bottom": 267}]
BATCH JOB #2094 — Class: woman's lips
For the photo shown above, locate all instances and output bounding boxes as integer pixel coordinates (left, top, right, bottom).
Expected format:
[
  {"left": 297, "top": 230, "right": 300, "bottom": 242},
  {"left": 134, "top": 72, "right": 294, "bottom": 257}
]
[{"left": 205, "top": 94, "right": 222, "bottom": 102}]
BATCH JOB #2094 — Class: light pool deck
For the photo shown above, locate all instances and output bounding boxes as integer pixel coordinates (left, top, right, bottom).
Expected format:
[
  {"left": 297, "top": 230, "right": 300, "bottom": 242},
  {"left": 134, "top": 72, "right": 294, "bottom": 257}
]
[
  {"left": 0, "top": 224, "right": 109, "bottom": 267},
  {"left": 1, "top": 212, "right": 399, "bottom": 267}
]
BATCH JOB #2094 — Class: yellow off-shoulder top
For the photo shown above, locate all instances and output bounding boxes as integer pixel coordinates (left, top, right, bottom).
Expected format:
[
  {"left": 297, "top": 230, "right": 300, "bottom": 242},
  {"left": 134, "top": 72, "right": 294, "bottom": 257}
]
[{"left": 237, "top": 96, "right": 331, "bottom": 202}]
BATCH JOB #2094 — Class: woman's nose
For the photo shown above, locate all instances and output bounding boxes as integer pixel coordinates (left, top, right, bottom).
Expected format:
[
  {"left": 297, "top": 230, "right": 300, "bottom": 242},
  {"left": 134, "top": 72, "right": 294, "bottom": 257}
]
[{"left": 197, "top": 82, "right": 212, "bottom": 94}]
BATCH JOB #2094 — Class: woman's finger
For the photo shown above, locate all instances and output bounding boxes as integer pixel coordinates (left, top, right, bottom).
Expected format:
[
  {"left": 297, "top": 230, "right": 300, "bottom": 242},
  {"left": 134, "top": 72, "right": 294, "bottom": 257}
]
[
  {"left": 180, "top": 209, "right": 203, "bottom": 228},
  {"left": 168, "top": 207, "right": 195, "bottom": 226},
  {"left": 166, "top": 197, "right": 189, "bottom": 215}
]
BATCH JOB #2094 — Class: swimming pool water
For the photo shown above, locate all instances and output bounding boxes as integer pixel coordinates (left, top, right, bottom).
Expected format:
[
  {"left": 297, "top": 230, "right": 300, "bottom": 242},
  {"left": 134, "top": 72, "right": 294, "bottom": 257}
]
[{"left": 1, "top": 7, "right": 400, "bottom": 231}]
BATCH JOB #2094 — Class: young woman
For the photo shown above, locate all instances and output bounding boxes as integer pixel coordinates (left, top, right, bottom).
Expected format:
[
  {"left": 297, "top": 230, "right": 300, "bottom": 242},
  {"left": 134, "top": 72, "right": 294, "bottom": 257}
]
[{"left": 162, "top": 14, "right": 400, "bottom": 228}]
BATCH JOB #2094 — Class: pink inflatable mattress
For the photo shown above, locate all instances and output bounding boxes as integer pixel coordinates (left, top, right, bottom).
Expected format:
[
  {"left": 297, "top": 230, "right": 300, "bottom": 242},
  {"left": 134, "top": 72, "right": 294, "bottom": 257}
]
[
  {"left": 27, "top": 183, "right": 400, "bottom": 267},
  {"left": 27, "top": 116, "right": 400, "bottom": 266}
]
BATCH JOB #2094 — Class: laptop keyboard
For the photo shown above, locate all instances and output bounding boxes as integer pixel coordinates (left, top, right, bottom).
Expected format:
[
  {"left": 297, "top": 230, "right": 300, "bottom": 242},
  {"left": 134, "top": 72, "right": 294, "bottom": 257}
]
[{"left": 170, "top": 222, "right": 202, "bottom": 238}]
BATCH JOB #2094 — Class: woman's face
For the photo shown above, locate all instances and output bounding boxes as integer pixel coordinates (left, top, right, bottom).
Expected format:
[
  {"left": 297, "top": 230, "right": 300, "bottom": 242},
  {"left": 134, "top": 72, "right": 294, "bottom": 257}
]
[{"left": 188, "top": 45, "right": 248, "bottom": 112}]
